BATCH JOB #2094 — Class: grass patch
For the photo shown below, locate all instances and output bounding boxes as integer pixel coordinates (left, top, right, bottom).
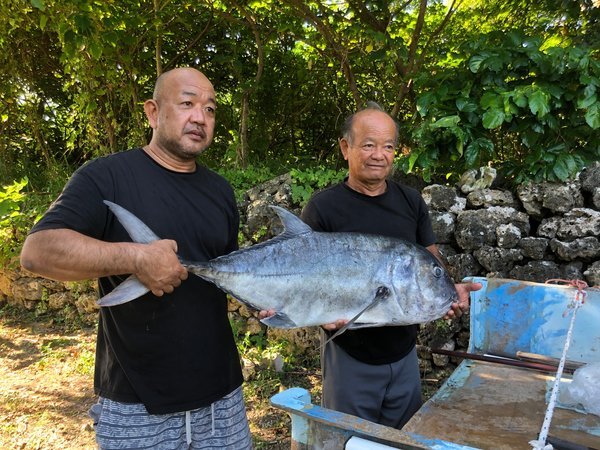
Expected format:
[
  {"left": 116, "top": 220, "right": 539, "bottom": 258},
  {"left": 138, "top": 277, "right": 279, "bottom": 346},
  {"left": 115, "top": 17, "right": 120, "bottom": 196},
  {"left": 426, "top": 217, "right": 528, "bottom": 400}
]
[{"left": 75, "top": 348, "right": 96, "bottom": 376}]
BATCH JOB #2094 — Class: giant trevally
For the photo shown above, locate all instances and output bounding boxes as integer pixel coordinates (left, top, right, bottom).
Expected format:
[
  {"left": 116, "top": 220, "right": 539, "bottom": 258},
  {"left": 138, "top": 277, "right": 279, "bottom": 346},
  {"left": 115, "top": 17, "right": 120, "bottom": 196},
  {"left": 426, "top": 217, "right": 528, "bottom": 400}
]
[{"left": 97, "top": 201, "right": 458, "bottom": 330}]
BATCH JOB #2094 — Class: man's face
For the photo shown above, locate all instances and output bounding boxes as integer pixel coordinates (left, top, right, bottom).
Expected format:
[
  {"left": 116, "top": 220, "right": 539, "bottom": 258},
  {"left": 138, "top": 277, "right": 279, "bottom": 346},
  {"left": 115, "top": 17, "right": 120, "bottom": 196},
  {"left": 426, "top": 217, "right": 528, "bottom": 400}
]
[
  {"left": 340, "top": 110, "right": 397, "bottom": 185},
  {"left": 149, "top": 69, "right": 217, "bottom": 160}
]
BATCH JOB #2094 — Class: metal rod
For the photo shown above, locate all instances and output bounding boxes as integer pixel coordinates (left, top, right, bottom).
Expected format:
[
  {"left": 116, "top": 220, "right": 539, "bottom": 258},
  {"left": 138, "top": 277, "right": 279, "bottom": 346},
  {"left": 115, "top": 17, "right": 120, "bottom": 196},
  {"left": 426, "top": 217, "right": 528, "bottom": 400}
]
[
  {"left": 516, "top": 351, "right": 585, "bottom": 372},
  {"left": 430, "top": 349, "right": 575, "bottom": 374}
]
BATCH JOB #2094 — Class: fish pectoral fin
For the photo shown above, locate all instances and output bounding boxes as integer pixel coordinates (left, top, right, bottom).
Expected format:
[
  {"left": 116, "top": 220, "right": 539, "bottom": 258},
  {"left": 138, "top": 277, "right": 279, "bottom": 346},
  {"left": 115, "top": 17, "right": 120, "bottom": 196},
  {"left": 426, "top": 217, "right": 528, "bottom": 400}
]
[
  {"left": 97, "top": 275, "right": 150, "bottom": 307},
  {"left": 260, "top": 312, "right": 298, "bottom": 329},
  {"left": 323, "top": 286, "right": 390, "bottom": 346}
]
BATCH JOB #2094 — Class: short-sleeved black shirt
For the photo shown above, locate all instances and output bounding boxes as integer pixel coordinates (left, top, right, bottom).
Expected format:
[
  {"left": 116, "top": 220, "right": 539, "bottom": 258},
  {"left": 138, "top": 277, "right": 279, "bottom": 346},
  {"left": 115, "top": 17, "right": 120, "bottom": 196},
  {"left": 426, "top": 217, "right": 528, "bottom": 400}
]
[
  {"left": 301, "top": 180, "right": 436, "bottom": 364},
  {"left": 30, "top": 148, "right": 243, "bottom": 414}
]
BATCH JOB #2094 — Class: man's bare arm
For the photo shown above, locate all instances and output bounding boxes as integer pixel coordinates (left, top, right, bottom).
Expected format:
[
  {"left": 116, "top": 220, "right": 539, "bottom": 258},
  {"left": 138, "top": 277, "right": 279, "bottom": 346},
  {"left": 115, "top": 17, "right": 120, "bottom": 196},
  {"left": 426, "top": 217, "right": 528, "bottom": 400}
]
[{"left": 20, "top": 229, "right": 188, "bottom": 296}]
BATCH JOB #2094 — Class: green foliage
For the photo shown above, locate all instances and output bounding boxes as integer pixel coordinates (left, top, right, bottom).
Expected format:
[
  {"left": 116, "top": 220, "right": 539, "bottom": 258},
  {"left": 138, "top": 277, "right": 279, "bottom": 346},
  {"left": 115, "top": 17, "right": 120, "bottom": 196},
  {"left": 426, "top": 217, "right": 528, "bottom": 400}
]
[
  {"left": 401, "top": 30, "right": 600, "bottom": 184},
  {"left": 230, "top": 316, "right": 268, "bottom": 354},
  {"left": 290, "top": 167, "right": 346, "bottom": 206},
  {"left": 75, "top": 347, "right": 96, "bottom": 376},
  {"left": 230, "top": 313, "right": 318, "bottom": 371},
  {"left": 214, "top": 164, "right": 276, "bottom": 201},
  {"left": 0, "top": 178, "right": 27, "bottom": 226},
  {"left": 434, "top": 318, "right": 451, "bottom": 332},
  {"left": 0, "top": 177, "right": 61, "bottom": 266},
  {"left": 237, "top": 329, "right": 269, "bottom": 354},
  {"left": 251, "top": 225, "right": 269, "bottom": 244},
  {"left": 33, "top": 335, "right": 95, "bottom": 375},
  {"left": 0, "top": 179, "right": 31, "bottom": 265},
  {"left": 231, "top": 317, "right": 301, "bottom": 369}
]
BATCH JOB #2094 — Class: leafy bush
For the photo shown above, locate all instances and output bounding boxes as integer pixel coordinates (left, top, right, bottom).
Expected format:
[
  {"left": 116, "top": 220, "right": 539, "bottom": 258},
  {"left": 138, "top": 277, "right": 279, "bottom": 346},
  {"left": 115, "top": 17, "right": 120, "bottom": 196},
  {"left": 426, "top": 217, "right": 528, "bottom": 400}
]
[
  {"left": 290, "top": 167, "right": 346, "bottom": 206},
  {"left": 0, "top": 179, "right": 27, "bottom": 226},
  {"left": 402, "top": 30, "right": 600, "bottom": 184},
  {"left": 0, "top": 177, "right": 61, "bottom": 266},
  {"left": 215, "top": 164, "right": 277, "bottom": 201},
  {"left": 1, "top": 179, "right": 31, "bottom": 265}
]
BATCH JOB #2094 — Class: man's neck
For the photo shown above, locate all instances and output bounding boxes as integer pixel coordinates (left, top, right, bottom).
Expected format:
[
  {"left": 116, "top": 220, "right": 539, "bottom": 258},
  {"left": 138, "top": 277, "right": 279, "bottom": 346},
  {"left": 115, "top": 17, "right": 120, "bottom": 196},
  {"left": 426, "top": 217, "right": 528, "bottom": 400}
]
[
  {"left": 345, "top": 178, "right": 387, "bottom": 196},
  {"left": 143, "top": 144, "right": 196, "bottom": 173}
]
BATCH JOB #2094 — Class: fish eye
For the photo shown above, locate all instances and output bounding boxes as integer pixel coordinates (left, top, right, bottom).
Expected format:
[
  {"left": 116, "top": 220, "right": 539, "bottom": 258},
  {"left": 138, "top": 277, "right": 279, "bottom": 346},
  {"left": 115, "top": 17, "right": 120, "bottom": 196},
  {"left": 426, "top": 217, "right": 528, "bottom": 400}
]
[{"left": 433, "top": 266, "right": 443, "bottom": 278}]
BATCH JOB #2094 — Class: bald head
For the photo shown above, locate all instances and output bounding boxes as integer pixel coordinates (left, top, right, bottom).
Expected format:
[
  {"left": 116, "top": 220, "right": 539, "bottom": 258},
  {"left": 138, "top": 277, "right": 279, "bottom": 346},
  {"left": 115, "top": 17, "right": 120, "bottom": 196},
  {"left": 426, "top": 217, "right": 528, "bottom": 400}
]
[{"left": 153, "top": 68, "right": 214, "bottom": 103}]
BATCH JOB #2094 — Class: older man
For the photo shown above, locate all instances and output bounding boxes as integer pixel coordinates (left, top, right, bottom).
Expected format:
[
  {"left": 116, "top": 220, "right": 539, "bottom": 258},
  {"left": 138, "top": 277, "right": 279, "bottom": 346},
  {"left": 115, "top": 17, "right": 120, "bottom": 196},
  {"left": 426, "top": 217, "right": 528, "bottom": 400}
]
[
  {"left": 20, "top": 68, "right": 252, "bottom": 449},
  {"left": 301, "top": 102, "right": 480, "bottom": 429}
]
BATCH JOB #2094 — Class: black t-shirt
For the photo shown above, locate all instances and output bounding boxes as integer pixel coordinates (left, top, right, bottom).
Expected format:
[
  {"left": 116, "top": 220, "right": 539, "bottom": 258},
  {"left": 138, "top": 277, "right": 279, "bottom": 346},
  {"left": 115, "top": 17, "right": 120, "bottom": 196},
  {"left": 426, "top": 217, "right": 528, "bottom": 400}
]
[
  {"left": 30, "top": 148, "right": 243, "bottom": 414},
  {"left": 301, "top": 180, "right": 436, "bottom": 364}
]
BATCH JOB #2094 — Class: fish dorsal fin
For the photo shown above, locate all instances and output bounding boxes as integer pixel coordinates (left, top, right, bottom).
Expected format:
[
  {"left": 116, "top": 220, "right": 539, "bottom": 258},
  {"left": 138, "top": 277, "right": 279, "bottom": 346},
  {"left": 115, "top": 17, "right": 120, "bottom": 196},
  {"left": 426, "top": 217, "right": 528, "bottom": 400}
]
[
  {"left": 210, "top": 205, "right": 311, "bottom": 259},
  {"left": 270, "top": 205, "right": 313, "bottom": 238},
  {"left": 323, "top": 286, "right": 391, "bottom": 346},
  {"left": 104, "top": 200, "right": 160, "bottom": 244}
]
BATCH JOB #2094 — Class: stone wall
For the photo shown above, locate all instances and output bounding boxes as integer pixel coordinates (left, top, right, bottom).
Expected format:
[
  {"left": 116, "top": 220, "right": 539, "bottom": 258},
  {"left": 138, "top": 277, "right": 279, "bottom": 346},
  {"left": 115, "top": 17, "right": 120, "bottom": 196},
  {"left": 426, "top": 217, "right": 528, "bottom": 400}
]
[
  {"left": 0, "top": 270, "right": 99, "bottom": 322},
  {"left": 1, "top": 163, "right": 598, "bottom": 386}
]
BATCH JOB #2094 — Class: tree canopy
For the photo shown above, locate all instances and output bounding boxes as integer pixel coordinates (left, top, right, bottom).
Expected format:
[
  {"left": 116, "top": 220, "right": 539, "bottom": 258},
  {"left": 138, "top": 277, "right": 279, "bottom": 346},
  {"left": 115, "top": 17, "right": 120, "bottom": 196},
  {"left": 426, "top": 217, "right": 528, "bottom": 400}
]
[{"left": 1, "top": 0, "right": 598, "bottom": 189}]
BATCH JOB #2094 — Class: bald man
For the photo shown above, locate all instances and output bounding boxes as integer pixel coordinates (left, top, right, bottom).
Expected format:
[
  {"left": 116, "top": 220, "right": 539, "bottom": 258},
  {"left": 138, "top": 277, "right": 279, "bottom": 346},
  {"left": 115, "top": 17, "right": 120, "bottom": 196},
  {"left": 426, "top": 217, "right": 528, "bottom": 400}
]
[{"left": 20, "top": 68, "right": 252, "bottom": 449}]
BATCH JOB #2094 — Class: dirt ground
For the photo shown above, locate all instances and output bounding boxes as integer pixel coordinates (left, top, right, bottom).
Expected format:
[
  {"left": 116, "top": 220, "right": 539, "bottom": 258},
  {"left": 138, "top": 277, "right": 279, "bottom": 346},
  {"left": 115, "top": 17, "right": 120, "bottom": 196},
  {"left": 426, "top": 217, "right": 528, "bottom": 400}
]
[
  {"left": 0, "top": 310, "right": 308, "bottom": 449},
  {"left": 0, "top": 317, "right": 97, "bottom": 449}
]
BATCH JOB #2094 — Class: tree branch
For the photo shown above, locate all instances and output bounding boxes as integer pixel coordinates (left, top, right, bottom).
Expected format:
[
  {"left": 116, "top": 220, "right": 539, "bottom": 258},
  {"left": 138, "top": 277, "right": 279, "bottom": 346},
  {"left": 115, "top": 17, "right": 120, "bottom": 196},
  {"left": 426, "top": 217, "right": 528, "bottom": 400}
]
[
  {"left": 163, "top": 17, "right": 213, "bottom": 72},
  {"left": 407, "top": 0, "right": 428, "bottom": 73},
  {"left": 346, "top": 0, "right": 389, "bottom": 32},
  {"left": 392, "top": 0, "right": 462, "bottom": 117},
  {"left": 419, "top": 0, "right": 462, "bottom": 71},
  {"left": 281, "top": 0, "right": 362, "bottom": 106}
]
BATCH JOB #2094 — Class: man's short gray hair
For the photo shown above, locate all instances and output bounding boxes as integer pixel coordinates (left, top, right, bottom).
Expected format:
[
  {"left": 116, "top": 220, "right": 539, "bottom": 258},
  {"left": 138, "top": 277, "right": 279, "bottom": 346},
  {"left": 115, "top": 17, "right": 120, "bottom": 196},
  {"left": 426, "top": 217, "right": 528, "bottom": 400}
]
[{"left": 340, "top": 101, "right": 399, "bottom": 145}]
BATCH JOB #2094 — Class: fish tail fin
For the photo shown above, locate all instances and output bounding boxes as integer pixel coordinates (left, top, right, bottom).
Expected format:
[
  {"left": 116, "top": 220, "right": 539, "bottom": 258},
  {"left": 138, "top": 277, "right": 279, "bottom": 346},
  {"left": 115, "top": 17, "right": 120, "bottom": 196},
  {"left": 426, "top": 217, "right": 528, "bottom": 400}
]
[
  {"left": 97, "top": 275, "right": 150, "bottom": 307},
  {"left": 322, "top": 286, "right": 391, "bottom": 346},
  {"left": 103, "top": 200, "right": 160, "bottom": 244}
]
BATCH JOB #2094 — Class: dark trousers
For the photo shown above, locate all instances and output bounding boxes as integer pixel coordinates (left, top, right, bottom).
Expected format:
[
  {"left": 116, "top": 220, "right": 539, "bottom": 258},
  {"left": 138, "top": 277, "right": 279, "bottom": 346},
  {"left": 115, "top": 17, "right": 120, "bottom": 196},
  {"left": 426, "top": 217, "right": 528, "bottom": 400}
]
[{"left": 321, "top": 335, "right": 422, "bottom": 430}]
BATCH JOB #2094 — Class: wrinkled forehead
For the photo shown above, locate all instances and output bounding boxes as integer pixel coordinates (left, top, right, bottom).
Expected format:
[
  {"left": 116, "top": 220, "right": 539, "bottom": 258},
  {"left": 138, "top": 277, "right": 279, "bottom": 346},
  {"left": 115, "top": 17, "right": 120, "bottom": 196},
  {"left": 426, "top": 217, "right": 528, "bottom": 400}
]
[
  {"left": 178, "top": 82, "right": 216, "bottom": 104},
  {"left": 354, "top": 110, "right": 395, "bottom": 130}
]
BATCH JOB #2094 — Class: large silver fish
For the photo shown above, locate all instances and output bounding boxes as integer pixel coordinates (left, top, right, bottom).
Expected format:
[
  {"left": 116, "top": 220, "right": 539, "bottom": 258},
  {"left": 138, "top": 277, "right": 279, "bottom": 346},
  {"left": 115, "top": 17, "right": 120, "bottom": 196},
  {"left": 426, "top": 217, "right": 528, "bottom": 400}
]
[{"left": 98, "top": 201, "right": 457, "bottom": 330}]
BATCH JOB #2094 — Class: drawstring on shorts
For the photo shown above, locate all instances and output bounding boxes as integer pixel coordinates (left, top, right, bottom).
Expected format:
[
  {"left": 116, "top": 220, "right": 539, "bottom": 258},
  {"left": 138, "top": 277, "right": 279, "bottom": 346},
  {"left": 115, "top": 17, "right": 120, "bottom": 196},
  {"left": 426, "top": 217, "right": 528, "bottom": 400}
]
[
  {"left": 185, "top": 411, "right": 192, "bottom": 445},
  {"left": 184, "top": 401, "right": 216, "bottom": 446},
  {"left": 211, "top": 402, "right": 215, "bottom": 435}
]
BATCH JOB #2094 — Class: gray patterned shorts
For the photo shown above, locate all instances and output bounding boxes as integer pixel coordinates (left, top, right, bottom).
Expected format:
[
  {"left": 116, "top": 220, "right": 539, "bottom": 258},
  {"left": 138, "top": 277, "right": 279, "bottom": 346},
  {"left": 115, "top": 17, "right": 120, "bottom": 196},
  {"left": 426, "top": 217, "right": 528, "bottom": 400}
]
[{"left": 88, "top": 386, "right": 252, "bottom": 449}]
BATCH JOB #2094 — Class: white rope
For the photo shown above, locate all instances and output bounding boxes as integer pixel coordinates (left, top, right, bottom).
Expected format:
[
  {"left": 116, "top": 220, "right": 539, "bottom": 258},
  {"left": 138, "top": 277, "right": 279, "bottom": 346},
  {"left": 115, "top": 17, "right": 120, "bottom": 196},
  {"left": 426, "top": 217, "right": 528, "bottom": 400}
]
[{"left": 529, "top": 284, "right": 586, "bottom": 450}]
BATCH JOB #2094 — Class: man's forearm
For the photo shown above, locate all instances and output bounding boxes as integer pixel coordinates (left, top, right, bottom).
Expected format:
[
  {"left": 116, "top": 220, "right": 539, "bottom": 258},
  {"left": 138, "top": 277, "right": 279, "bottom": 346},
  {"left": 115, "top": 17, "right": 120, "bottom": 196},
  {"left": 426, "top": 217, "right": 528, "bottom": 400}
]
[{"left": 20, "top": 228, "right": 140, "bottom": 282}]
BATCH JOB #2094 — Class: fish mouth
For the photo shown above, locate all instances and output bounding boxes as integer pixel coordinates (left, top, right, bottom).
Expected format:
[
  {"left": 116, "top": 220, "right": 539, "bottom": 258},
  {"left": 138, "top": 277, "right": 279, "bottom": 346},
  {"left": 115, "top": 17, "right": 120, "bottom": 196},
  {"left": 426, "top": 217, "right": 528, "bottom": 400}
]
[{"left": 445, "top": 291, "right": 459, "bottom": 311}]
